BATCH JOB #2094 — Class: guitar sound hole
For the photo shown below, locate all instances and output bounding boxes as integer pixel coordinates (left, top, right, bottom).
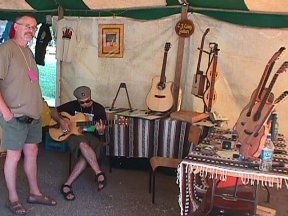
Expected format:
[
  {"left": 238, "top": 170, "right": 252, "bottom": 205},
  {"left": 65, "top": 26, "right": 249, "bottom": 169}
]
[
  {"left": 243, "top": 129, "right": 253, "bottom": 135},
  {"left": 157, "top": 83, "right": 166, "bottom": 90},
  {"left": 155, "top": 95, "right": 166, "bottom": 98}
]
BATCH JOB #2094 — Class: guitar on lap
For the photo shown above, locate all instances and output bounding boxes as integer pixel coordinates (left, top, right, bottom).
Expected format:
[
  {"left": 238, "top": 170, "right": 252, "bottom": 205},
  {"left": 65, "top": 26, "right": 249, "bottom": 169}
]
[{"left": 49, "top": 112, "right": 128, "bottom": 142}]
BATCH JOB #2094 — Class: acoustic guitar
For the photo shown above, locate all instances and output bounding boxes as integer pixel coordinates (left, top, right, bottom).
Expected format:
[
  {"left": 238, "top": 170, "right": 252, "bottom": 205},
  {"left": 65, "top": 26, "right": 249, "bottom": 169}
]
[
  {"left": 49, "top": 112, "right": 128, "bottom": 142},
  {"left": 239, "top": 90, "right": 288, "bottom": 158},
  {"left": 146, "top": 42, "right": 173, "bottom": 112},
  {"left": 237, "top": 61, "right": 288, "bottom": 158},
  {"left": 234, "top": 47, "right": 285, "bottom": 132}
]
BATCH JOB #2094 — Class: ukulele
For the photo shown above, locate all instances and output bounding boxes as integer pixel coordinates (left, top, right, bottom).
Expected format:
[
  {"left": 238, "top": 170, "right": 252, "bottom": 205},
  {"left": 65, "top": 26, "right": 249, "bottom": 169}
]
[
  {"left": 203, "top": 43, "right": 220, "bottom": 112},
  {"left": 239, "top": 90, "right": 288, "bottom": 158},
  {"left": 192, "top": 28, "right": 210, "bottom": 97},
  {"left": 49, "top": 112, "right": 128, "bottom": 142},
  {"left": 234, "top": 47, "right": 286, "bottom": 132},
  {"left": 146, "top": 42, "right": 173, "bottom": 112}
]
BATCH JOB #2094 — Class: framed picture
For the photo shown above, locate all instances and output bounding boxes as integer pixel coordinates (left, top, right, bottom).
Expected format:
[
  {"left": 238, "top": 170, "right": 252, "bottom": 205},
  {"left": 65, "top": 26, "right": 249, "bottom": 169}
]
[{"left": 98, "top": 24, "right": 124, "bottom": 58}]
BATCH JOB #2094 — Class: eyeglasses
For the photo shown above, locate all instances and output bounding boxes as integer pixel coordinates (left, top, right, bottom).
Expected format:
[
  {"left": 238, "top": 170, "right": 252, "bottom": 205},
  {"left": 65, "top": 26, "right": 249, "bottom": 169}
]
[
  {"left": 79, "top": 99, "right": 92, "bottom": 105},
  {"left": 16, "top": 22, "right": 38, "bottom": 32}
]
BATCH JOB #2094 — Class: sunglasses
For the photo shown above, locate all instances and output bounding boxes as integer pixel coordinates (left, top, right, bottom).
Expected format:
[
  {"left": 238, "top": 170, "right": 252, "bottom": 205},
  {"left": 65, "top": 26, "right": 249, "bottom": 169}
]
[{"left": 79, "top": 99, "right": 92, "bottom": 105}]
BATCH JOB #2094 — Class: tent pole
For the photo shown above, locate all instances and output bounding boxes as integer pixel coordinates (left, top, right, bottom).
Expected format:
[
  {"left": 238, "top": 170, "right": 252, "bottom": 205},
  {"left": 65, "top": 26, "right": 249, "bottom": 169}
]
[
  {"left": 56, "top": 6, "right": 64, "bottom": 106},
  {"left": 171, "top": 3, "right": 189, "bottom": 112}
]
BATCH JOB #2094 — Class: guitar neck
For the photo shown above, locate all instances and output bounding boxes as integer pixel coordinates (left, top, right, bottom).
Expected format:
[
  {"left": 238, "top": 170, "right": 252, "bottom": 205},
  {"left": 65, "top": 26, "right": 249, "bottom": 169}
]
[
  {"left": 207, "top": 45, "right": 219, "bottom": 109},
  {"left": 253, "top": 91, "right": 288, "bottom": 136},
  {"left": 196, "top": 28, "right": 210, "bottom": 75},
  {"left": 256, "top": 73, "right": 279, "bottom": 116},
  {"left": 76, "top": 119, "right": 112, "bottom": 127},
  {"left": 160, "top": 51, "right": 168, "bottom": 84},
  {"left": 254, "top": 61, "right": 288, "bottom": 121},
  {"left": 249, "top": 47, "right": 285, "bottom": 112}
]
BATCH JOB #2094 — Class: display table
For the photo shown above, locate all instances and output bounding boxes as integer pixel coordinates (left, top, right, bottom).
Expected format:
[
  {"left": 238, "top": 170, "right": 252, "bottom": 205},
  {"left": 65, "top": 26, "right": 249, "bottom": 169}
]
[
  {"left": 107, "top": 114, "right": 191, "bottom": 159},
  {"left": 177, "top": 129, "right": 288, "bottom": 216}
]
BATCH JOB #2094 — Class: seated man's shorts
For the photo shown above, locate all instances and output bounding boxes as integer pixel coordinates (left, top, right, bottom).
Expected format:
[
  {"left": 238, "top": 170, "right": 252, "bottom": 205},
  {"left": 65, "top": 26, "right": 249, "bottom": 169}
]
[{"left": 67, "top": 133, "right": 104, "bottom": 159}]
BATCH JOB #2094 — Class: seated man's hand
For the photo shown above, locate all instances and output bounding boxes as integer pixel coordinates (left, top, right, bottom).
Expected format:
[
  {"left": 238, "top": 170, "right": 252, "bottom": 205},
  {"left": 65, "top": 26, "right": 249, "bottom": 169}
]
[{"left": 96, "top": 119, "right": 106, "bottom": 135}]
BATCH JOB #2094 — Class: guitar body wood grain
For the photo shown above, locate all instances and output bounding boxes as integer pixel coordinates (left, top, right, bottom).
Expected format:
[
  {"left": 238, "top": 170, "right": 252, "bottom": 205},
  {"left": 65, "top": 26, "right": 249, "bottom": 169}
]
[
  {"left": 203, "top": 87, "right": 217, "bottom": 109},
  {"left": 146, "top": 75, "right": 174, "bottom": 112},
  {"left": 234, "top": 89, "right": 274, "bottom": 133},
  {"left": 239, "top": 125, "right": 269, "bottom": 158},
  {"left": 49, "top": 112, "right": 87, "bottom": 142},
  {"left": 237, "top": 103, "right": 273, "bottom": 158}
]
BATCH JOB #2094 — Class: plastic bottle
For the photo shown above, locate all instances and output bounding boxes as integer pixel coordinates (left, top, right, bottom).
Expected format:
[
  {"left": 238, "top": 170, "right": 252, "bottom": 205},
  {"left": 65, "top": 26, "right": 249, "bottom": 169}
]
[
  {"left": 259, "top": 133, "right": 274, "bottom": 172},
  {"left": 270, "top": 112, "right": 279, "bottom": 143}
]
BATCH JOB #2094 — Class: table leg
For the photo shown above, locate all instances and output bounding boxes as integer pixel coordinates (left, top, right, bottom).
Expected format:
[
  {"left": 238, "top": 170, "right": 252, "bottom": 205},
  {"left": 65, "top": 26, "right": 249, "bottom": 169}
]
[
  {"left": 206, "top": 178, "right": 216, "bottom": 215},
  {"left": 253, "top": 183, "right": 259, "bottom": 216}
]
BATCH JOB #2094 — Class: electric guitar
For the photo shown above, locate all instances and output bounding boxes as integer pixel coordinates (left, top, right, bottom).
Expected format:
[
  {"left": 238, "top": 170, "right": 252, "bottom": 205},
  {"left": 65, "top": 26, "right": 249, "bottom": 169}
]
[
  {"left": 49, "top": 112, "right": 128, "bottom": 142},
  {"left": 146, "top": 42, "right": 174, "bottom": 112}
]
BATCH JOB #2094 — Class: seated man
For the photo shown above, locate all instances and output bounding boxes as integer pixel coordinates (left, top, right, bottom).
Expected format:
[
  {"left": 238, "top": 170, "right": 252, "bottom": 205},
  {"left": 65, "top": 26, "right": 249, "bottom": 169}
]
[{"left": 51, "top": 86, "right": 107, "bottom": 201}]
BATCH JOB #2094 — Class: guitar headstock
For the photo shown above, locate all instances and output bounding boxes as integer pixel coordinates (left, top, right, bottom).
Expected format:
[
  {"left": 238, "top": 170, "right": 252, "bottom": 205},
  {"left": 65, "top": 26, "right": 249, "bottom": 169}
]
[
  {"left": 269, "top": 47, "right": 286, "bottom": 64},
  {"left": 276, "top": 61, "right": 288, "bottom": 75},
  {"left": 274, "top": 91, "right": 288, "bottom": 104},
  {"left": 164, "top": 42, "right": 171, "bottom": 52},
  {"left": 268, "top": 47, "right": 286, "bottom": 65}
]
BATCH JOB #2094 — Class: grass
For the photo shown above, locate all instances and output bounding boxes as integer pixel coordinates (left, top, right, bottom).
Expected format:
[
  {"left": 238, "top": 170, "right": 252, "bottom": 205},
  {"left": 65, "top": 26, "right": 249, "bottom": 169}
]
[{"left": 38, "top": 55, "right": 56, "bottom": 105}]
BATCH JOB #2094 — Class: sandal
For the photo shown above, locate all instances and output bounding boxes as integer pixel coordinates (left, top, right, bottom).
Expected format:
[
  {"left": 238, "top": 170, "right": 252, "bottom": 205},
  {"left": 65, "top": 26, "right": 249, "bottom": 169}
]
[
  {"left": 27, "top": 194, "right": 57, "bottom": 206},
  {"left": 60, "top": 184, "right": 76, "bottom": 201},
  {"left": 7, "top": 201, "right": 28, "bottom": 215},
  {"left": 95, "top": 171, "right": 107, "bottom": 191}
]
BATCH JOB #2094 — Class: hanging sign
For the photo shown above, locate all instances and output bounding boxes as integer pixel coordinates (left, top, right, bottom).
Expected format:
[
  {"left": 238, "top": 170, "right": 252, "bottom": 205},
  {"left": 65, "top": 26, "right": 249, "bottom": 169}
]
[{"left": 175, "top": 19, "right": 194, "bottom": 37}]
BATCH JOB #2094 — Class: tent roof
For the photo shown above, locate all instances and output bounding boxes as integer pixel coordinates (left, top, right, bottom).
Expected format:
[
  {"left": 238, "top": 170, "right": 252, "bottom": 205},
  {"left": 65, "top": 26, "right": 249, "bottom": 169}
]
[{"left": 0, "top": 0, "right": 288, "bottom": 28}]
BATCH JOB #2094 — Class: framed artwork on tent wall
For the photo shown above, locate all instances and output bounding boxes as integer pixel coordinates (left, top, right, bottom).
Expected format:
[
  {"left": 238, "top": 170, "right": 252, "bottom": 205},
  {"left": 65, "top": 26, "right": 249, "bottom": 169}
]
[{"left": 98, "top": 24, "right": 124, "bottom": 58}]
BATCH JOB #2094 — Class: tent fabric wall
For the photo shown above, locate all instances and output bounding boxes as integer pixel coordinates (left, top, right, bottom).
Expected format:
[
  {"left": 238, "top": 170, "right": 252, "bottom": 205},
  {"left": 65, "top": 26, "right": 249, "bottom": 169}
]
[{"left": 53, "top": 13, "right": 288, "bottom": 137}]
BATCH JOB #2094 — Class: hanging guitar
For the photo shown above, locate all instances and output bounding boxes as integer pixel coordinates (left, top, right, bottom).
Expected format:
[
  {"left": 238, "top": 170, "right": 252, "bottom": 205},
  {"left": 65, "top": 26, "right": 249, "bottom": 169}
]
[
  {"left": 238, "top": 62, "right": 288, "bottom": 158},
  {"left": 234, "top": 47, "right": 286, "bottom": 132},
  {"left": 203, "top": 43, "right": 220, "bottom": 112},
  {"left": 146, "top": 42, "right": 173, "bottom": 112},
  {"left": 49, "top": 112, "right": 128, "bottom": 142},
  {"left": 192, "top": 28, "right": 210, "bottom": 97}
]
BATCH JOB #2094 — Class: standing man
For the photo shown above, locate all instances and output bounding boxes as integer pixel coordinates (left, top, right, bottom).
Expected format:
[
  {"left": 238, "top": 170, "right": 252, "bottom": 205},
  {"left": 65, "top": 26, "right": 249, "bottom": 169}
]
[
  {"left": 0, "top": 15, "right": 57, "bottom": 215},
  {"left": 51, "top": 86, "right": 107, "bottom": 201}
]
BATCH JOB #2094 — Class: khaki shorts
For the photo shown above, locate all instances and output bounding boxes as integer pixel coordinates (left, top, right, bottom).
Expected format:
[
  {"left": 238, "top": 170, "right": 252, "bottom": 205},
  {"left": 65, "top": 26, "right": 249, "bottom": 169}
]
[
  {"left": 0, "top": 116, "right": 42, "bottom": 151},
  {"left": 67, "top": 133, "right": 104, "bottom": 159}
]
